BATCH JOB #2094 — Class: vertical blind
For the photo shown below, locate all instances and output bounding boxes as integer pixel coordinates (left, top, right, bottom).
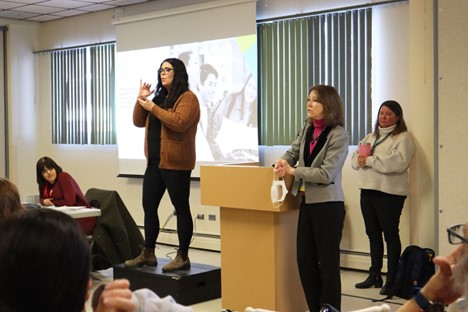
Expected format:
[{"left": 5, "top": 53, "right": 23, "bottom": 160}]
[
  {"left": 51, "top": 43, "right": 115, "bottom": 144},
  {"left": 90, "top": 44, "right": 116, "bottom": 144},
  {"left": 258, "top": 8, "right": 372, "bottom": 145}
]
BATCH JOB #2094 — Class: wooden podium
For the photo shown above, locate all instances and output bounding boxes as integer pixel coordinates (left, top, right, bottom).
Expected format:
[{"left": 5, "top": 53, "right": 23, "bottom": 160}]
[{"left": 200, "top": 164, "right": 308, "bottom": 312}]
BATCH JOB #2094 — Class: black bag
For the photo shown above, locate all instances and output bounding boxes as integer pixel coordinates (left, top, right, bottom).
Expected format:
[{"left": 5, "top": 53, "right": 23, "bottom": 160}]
[{"left": 387, "top": 245, "right": 436, "bottom": 299}]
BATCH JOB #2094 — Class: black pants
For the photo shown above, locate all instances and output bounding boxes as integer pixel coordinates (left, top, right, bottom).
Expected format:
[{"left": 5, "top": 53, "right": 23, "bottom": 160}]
[
  {"left": 296, "top": 199, "right": 345, "bottom": 312},
  {"left": 360, "top": 189, "right": 405, "bottom": 280},
  {"left": 142, "top": 160, "right": 193, "bottom": 252}
]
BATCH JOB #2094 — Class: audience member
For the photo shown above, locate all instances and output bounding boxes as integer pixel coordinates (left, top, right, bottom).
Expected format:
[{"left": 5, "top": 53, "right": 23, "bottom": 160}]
[
  {"left": 0, "top": 177, "right": 24, "bottom": 219},
  {"left": 36, "top": 156, "right": 96, "bottom": 235},
  {"left": 397, "top": 222, "right": 468, "bottom": 312},
  {"left": 0, "top": 208, "right": 135, "bottom": 312},
  {"left": 92, "top": 283, "right": 193, "bottom": 312}
]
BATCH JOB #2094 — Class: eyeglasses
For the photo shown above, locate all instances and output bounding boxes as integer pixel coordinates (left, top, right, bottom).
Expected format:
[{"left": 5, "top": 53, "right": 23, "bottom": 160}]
[
  {"left": 158, "top": 67, "right": 174, "bottom": 75},
  {"left": 447, "top": 224, "right": 467, "bottom": 245}
]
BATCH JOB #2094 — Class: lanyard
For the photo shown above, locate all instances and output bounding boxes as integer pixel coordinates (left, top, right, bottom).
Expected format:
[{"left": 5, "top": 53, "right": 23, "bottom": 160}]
[
  {"left": 43, "top": 184, "right": 54, "bottom": 198},
  {"left": 371, "top": 133, "right": 391, "bottom": 155}
]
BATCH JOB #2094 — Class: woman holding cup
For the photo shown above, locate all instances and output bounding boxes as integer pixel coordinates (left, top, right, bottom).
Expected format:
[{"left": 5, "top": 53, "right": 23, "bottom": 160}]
[{"left": 351, "top": 100, "right": 415, "bottom": 295}]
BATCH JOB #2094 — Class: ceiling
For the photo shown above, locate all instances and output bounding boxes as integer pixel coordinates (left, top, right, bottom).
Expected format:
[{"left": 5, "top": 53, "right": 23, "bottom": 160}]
[{"left": 0, "top": 0, "right": 151, "bottom": 22}]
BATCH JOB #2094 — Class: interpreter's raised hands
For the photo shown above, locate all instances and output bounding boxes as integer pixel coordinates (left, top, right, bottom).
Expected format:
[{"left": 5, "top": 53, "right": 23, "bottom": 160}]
[{"left": 139, "top": 80, "right": 155, "bottom": 99}]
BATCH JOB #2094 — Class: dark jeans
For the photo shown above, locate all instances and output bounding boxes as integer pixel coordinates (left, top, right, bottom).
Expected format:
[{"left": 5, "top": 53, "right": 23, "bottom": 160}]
[
  {"left": 142, "top": 160, "right": 193, "bottom": 252},
  {"left": 296, "top": 199, "right": 345, "bottom": 312},
  {"left": 360, "top": 189, "right": 405, "bottom": 280}
]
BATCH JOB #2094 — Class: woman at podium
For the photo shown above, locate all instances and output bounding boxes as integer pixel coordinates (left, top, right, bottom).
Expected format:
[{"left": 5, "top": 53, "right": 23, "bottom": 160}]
[{"left": 274, "top": 85, "right": 349, "bottom": 312}]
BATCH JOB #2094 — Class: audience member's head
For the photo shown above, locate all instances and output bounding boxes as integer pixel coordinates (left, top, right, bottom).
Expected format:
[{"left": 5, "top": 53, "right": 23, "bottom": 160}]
[
  {"left": 0, "top": 177, "right": 24, "bottom": 219},
  {"left": 0, "top": 208, "right": 91, "bottom": 312},
  {"left": 453, "top": 222, "right": 468, "bottom": 297}
]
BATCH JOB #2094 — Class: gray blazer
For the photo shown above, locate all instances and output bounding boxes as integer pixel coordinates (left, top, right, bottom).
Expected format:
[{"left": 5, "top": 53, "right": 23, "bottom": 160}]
[{"left": 281, "top": 123, "right": 349, "bottom": 204}]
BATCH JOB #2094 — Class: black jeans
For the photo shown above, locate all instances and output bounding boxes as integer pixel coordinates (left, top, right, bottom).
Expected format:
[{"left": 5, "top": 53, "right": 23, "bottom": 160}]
[
  {"left": 296, "top": 199, "right": 345, "bottom": 312},
  {"left": 142, "top": 160, "right": 193, "bottom": 252},
  {"left": 360, "top": 189, "right": 405, "bottom": 280}
]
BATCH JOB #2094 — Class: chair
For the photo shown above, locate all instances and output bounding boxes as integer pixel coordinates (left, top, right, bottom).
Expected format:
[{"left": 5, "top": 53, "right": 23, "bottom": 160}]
[{"left": 85, "top": 188, "right": 144, "bottom": 270}]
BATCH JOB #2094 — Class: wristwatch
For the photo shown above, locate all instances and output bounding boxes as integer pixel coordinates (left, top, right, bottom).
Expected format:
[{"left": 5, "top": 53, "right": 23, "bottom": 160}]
[{"left": 414, "top": 290, "right": 444, "bottom": 312}]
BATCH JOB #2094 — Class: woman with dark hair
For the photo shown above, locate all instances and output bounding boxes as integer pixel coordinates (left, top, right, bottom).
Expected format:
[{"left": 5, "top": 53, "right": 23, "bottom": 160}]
[
  {"left": 351, "top": 100, "right": 415, "bottom": 295},
  {"left": 0, "top": 177, "right": 24, "bottom": 219},
  {"left": 36, "top": 156, "right": 96, "bottom": 235},
  {"left": 224, "top": 72, "right": 257, "bottom": 128},
  {"left": 125, "top": 58, "right": 200, "bottom": 272},
  {"left": 0, "top": 208, "right": 136, "bottom": 312},
  {"left": 274, "top": 85, "right": 349, "bottom": 312}
]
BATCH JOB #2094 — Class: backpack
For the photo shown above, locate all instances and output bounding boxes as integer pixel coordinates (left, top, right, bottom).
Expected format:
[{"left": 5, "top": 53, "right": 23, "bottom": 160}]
[{"left": 387, "top": 245, "right": 436, "bottom": 299}]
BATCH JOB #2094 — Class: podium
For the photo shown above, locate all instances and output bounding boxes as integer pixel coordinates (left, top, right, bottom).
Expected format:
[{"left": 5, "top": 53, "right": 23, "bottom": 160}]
[{"left": 200, "top": 164, "right": 308, "bottom": 312}]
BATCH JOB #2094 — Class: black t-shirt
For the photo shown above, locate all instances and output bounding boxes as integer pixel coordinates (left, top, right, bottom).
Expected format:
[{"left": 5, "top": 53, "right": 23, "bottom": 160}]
[{"left": 147, "top": 113, "right": 161, "bottom": 165}]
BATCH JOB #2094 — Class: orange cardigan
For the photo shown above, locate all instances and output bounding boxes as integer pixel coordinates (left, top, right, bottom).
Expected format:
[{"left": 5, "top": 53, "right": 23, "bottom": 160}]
[{"left": 133, "top": 90, "right": 200, "bottom": 170}]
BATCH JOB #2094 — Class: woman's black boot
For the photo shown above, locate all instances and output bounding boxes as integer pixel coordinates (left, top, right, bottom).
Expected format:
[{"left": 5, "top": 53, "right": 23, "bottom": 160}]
[{"left": 355, "top": 271, "right": 383, "bottom": 289}]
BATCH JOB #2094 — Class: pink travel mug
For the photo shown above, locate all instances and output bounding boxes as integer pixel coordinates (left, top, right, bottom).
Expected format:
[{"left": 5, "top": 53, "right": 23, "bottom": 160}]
[{"left": 358, "top": 143, "right": 371, "bottom": 156}]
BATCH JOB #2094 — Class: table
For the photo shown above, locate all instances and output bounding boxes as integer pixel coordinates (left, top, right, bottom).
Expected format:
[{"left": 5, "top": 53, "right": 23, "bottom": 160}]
[{"left": 43, "top": 206, "right": 101, "bottom": 219}]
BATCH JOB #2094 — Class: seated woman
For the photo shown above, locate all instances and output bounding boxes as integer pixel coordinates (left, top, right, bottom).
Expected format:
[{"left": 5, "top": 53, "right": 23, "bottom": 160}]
[{"left": 36, "top": 156, "right": 96, "bottom": 235}]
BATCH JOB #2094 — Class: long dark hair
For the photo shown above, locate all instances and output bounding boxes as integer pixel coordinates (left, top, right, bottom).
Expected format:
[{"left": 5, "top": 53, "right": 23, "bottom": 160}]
[
  {"left": 36, "top": 156, "right": 63, "bottom": 187},
  {"left": 373, "top": 100, "right": 408, "bottom": 137},
  {"left": 153, "top": 58, "right": 189, "bottom": 109},
  {"left": 0, "top": 209, "right": 90, "bottom": 312}
]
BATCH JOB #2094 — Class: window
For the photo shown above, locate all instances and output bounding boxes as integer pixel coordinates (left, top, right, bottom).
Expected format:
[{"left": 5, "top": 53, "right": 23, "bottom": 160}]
[
  {"left": 51, "top": 43, "right": 116, "bottom": 144},
  {"left": 258, "top": 8, "right": 372, "bottom": 145}
]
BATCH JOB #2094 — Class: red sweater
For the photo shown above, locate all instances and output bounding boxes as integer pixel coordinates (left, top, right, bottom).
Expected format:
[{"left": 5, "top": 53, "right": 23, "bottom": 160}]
[{"left": 39, "top": 172, "right": 96, "bottom": 235}]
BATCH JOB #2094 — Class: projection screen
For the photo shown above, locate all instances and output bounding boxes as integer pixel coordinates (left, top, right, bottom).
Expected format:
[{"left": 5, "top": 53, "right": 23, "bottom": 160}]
[{"left": 114, "top": 0, "right": 257, "bottom": 177}]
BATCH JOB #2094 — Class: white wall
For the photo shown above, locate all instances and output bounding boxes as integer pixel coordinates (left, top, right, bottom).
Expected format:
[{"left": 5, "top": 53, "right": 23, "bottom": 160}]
[
  {"left": 5, "top": 0, "right": 444, "bottom": 269},
  {"left": 437, "top": 0, "right": 468, "bottom": 256}
]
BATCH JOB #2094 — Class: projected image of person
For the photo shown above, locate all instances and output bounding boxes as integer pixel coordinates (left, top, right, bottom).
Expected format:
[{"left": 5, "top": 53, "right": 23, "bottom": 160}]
[
  {"left": 178, "top": 51, "right": 201, "bottom": 93},
  {"left": 125, "top": 58, "right": 200, "bottom": 272},
  {"left": 196, "top": 63, "right": 228, "bottom": 161},
  {"left": 216, "top": 72, "right": 258, "bottom": 161},
  {"left": 224, "top": 72, "right": 256, "bottom": 127}
]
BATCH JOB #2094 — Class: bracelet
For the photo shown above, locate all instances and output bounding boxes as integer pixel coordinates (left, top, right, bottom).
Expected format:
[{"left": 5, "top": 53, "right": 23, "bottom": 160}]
[{"left": 414, "top": 291, "right": 444, "bottom": 312}]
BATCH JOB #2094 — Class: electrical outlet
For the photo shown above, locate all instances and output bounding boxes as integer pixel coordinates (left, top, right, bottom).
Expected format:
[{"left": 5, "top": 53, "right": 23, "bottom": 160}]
[
  {"left": 208, "top": 214, "right": 216, "bottom": 221},
  {"left": 197, "top": 213, "right": 204, "bottom": 220}
]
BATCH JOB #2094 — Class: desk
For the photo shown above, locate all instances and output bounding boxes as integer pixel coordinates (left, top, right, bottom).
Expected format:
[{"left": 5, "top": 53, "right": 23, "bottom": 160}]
[{"left": 44, "top": 206, "right": 101, "bottom": 219}]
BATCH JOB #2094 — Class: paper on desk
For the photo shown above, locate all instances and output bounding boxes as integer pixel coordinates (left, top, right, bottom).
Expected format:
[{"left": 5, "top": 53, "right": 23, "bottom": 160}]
[{"left": 45, "top": 206, "right": 87, "bottom": 211}]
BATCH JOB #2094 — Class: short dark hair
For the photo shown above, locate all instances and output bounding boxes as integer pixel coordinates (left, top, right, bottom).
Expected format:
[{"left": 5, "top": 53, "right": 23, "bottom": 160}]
[
  {"left": 199, "top": 63, "right": 218, "bottom": 84},
  {"left": 36, "top": 156, "right": 63, "bottom": 187},
  {"left": 0, "top": 209, "right": 91, "bottom": 312},
  {"left": 0, "top": 178, "right": 24, "bottom": 219},
  {"left": 373, "top": 100, "right": 408, "bottom": 137}
]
